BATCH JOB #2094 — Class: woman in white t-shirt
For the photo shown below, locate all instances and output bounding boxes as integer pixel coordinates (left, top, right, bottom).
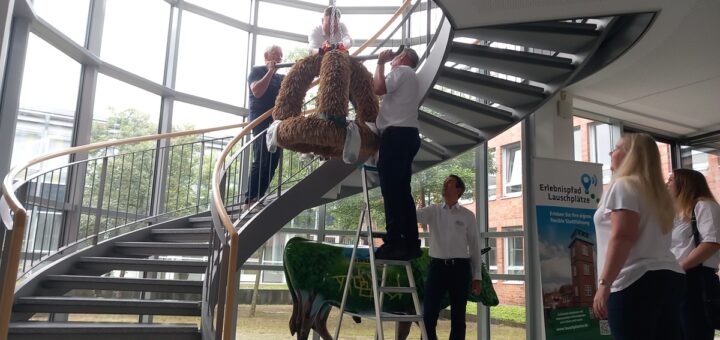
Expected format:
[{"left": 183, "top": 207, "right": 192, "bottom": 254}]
[
  {"left": 667, "top": 168, "right": 720, "bottom": 340},
  {"left": 592, "top": 133, "right": 686, "bottom": 340}
]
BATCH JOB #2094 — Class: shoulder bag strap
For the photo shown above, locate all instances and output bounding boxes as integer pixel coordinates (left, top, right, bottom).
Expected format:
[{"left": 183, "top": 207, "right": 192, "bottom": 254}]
[{"left": 691, "top": 207, "right": 702, "bottom": 248}]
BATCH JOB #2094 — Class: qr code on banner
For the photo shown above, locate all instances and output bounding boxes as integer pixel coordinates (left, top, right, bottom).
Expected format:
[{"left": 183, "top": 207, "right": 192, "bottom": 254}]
[{"left": 599, "top": 320, "right": 611, "bottom": 336}]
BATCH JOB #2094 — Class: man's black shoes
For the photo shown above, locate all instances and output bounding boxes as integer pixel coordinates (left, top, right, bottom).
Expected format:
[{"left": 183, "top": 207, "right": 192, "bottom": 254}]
[{"left": 375, "top": 240, "right": 422, "bottom": 261}]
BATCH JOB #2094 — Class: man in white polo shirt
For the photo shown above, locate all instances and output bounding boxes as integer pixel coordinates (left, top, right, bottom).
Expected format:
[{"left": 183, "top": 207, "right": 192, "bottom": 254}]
[
  {"left": 372, "top": 47, "right": 422, "bottom": 261},
  {"left": 417, "top": 175, "right": 482, "bottom": 340}
]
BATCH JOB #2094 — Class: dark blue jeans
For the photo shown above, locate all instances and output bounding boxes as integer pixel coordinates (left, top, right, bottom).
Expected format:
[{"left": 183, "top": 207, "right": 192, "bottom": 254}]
[
  {"left": 423, "top": 258, "right": 471, "bottom": 340},
  {"left": 377, "top": 126, "right": 420, "bottom": 244},
  {"left": 244, "top": 128, "right": 281, "bottom": 203},
  {"left": 607, "top": 270, "right": 686, "bottom": 340}
]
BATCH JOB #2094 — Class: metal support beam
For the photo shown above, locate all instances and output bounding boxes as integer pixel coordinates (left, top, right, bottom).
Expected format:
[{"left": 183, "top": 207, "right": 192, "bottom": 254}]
[
  {"left": 0, "top": 0, "right": 15, "bottom": 97},
  {"left": 522, "top": 118, "right": 544, "bottom": 340},
  {"left": 474, "top": 142, "right": 490, "bottom": 340},
  {"left": 151, "top": 4, "right": 183, "bottom": 216},
  {"left": 63, "top": 0, "right": 104, "bottom": 252},
  {"left": 0, "top": 16, "right": 30, "bottom": 182}
]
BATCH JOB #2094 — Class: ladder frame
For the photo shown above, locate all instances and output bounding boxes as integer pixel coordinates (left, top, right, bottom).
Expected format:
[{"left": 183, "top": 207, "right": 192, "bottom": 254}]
[{"left": 334, "top": 166, "right": 428, "bottom": 340}]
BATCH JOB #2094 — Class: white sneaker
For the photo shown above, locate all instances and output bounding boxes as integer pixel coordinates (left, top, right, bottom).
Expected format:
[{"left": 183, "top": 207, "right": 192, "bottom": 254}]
[
  {"left": 242, "top": 199, "right": 257, "bottom": 213},
  {"left": 242, "top": 201, "right": 264, "bottom": 214}
]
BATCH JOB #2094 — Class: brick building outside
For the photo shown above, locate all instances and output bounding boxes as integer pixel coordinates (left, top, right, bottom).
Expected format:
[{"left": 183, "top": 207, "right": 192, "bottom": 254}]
[{"left": 463, "top": 116, "right": 720, "bottom": 307}]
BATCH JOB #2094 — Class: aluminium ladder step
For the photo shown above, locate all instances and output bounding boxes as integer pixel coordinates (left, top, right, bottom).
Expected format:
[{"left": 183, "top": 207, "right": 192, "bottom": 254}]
[
  {"left": 377, "top": 313, "right": 424, "bottom": 323},
  {"left": 378, "top": 287, "right": 416, "bottom": 294},
  {"left": 374, "top": 259, "right": 414, "bottom": 267}
]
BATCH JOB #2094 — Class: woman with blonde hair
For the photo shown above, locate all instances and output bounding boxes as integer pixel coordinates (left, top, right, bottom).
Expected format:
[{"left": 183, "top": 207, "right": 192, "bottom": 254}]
[
  {"left": 667, "top": 168, "right": 720, "bottom": 339},
  {"left": 592, "top": 133, "right": 686, "bottom": 339}
]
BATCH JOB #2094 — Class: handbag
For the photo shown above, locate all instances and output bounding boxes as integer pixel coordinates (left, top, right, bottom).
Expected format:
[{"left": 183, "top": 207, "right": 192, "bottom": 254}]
[
  {"left": 690, "top": 210, "right": 720, "bottom": 329},
  {"left": 478, "top": 262, "right": 499, "bottom": 307}
]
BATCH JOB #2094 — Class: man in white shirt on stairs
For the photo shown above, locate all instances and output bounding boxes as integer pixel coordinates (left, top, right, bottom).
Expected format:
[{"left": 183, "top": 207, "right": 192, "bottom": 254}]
[{"left": 417, "top": 175, "right": 483, "bottom": 340}]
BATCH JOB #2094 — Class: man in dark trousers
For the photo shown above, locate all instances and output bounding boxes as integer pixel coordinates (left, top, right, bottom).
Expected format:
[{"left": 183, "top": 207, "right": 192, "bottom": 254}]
[
  {"left": 417, "top": 175, "right": 482, "bottom": 340},
  {"left": 243, "top": 45, "right": 284, "bottom": 213},
  {"left": 372, "top": 48, "right": 422, "bottom": 260}
]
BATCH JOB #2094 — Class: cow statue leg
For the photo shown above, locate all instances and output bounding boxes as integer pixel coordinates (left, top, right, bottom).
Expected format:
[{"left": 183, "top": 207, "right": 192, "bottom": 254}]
[
  {"left": 289, "top": 291, "right": 325, "bottom": 340},
  {"left": 396, "top": 321, "right": 412, "bottom": 340},
  {"left": 311, "top": 304, "right": 334, "bottom": 340}
]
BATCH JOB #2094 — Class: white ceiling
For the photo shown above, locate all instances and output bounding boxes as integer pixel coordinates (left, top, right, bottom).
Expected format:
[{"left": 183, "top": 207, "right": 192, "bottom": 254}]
[
  {"left": 440, "top": 0, "right": 720, "bottom": 139},
  {"left": 569, "top": 0, "right": 720, "bottom": 138}
]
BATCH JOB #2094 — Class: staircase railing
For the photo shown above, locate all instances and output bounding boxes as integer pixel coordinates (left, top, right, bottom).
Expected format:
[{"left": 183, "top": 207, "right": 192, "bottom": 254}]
[
  {"left": 206, "top": 0, "right": 453, "bottom": 339},
  {"left": 0, "top": 122, "right": 246, "bottom": 338}
]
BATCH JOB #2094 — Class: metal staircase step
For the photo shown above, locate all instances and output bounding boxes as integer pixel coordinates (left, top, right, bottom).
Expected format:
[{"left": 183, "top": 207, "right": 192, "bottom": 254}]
[
  {"left": 424, "top": 90, "right": 514, "bottom": 130},
  {"left": 378, "top": 287, "right": 416, "bottom": 294},
  {"left": 417, "top": 110, "right": 482, "bottom": 148},
  {"left": 8, "top": 322, "right": 200, "bottom": 340},
  {"left": 77, "top": 257, "right": 207, "bottom": 273},
  {"left": 151, "top": 228, "right": 211, "bottom": 242},
  {"left": 438, "top": 67, "right": 546, "bottom": 109},
  {"left": 113, "top": 242, "right": 209, "bottom": 257},
  {"left": 448, "top": 42, "right": 575, "bottom": 83},
  {"left": 13, "top": 297, "right": 201, "bottom": 316},
  {"left": 415, "top": 140, "right": 447, "bottom": 163},
  {"left": 187, "top": 216, "right": 212, "bottom": 226},
  {"left": 456, "top": 21, "right": 600, "bottom": 53},
  {"left": 43, "top": 275, "right": 203, "bottom": 294}
]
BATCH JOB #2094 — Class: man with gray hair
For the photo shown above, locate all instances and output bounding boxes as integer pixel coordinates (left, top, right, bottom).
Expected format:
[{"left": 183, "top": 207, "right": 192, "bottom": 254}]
[
  {"left": 372, "top": 47, "right": 422, "bottom": 260},
  {"left": 243, "top": 45, "right": 284, "bottom": 213}
]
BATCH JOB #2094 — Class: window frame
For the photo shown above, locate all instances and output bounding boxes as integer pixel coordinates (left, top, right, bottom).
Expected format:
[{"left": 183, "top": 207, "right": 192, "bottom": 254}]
[
  {"left": 502, "top": 143, "right": 522, "bottom": 197},
  {"left": 503, "top": 226, "right": 524, "bottom": 275},
  {"left": 488, "top": 147, "right": 497, "bottom": 200},
  {"left": 589, "top": 122, "right": 613, "bottom": 184}
]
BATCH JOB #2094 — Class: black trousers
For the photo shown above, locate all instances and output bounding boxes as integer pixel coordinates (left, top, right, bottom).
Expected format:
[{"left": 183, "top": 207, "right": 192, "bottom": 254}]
[
  {"left": 377, "top": 126, "right": 420, "bottom": 244},
  {"left": 423, "top": 258, "right": 471, "bottom": 340},
  {"left": 607, "top": 270, "right": 686, "bottom": 340},
  {"left": 683, "top": 266, "right": 720, "bottom": 340},
  {"left": 244, "top": 127, "right": 282, "bottom": 203}
]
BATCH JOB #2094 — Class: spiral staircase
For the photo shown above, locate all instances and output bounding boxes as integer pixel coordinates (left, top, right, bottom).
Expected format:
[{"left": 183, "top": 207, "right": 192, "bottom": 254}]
[{"left": 0, "top": 1, "right": 657, "bottom": 339}]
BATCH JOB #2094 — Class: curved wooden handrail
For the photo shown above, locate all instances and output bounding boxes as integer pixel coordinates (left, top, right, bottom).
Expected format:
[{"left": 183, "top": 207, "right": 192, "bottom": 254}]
[
  {"left": 0, "top": 121, "right": 246, "bottom": 339},
  {"left": 210, "top": 1, "right": 413, "bottom": 339},
  {"left": 1, "top": 122, "right": 246, "bottom": 213}
]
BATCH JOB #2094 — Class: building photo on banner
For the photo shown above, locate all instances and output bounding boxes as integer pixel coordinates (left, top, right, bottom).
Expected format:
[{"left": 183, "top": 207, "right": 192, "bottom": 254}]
[{"left": 533, "top": 157, "right": 609, "bottom": 339}]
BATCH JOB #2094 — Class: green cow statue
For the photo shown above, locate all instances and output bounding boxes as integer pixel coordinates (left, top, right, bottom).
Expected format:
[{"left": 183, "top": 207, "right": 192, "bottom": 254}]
[{"left": 283, "top": 237, "right": 497, "bottom": 340}]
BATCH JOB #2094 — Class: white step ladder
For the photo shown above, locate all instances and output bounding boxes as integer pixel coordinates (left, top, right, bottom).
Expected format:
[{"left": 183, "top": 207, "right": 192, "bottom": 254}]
[{"left": 334, "top": 165, "right": 428, "bottom": 340}]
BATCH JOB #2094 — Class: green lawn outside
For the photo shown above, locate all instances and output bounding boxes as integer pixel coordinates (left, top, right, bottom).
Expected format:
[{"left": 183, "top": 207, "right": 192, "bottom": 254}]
[{"left": 467, "top": 304, "right": 526, "bottom": 325}]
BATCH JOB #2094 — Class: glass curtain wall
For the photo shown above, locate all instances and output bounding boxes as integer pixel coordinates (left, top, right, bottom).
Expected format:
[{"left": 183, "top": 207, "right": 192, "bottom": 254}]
[{"left": 4, "top": 0, "right": 463, "bottom": 338}]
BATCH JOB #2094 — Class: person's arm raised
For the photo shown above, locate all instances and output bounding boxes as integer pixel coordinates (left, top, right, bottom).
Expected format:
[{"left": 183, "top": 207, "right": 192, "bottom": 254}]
[
  {"left": 373, "top": 50, "right": 394, "bottom": 96},
  {"left": 250, "top": 61, "right": 277, "bottom": 98}
]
